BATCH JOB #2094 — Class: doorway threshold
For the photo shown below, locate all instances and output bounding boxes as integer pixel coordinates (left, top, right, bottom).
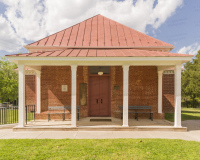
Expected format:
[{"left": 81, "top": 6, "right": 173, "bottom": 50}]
[{"left": 90, "top": 119, "right": 112, "bottom": 122}]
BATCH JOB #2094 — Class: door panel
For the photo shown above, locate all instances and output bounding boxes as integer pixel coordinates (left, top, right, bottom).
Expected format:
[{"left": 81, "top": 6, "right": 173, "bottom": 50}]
[
  {"left": 89, "top": 76, "right": 110, "bottom": 117},
  {"left": 99, "top": 77, "right": 109, "bottom": 116},
  {"left": 89, "top": 77, "right": 100, "bottom": 116}
]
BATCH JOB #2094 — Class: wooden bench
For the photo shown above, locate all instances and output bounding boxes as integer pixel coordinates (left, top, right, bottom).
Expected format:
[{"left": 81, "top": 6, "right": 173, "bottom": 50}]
[
  {"left": 120, "top": 106, "right": 153, "bottom": 121},
  {"left": 47, "top": 106, "right": 80, "bottom": 122}
]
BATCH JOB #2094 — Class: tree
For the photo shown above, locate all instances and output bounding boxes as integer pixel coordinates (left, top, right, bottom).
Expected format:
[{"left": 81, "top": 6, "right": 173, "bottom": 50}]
[
  {"left": 182, "top": 50, "right": 200, "bottom": 108},
  {"left": 0, "top": 57, "right": 18, "bottom": 103}
]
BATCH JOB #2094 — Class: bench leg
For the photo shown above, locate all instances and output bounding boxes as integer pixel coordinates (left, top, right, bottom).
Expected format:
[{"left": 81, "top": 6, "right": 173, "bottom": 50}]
[
  {"left": 48, "top": 114, "right": 50, "bottom": 122},
  {"left": 137, "top": 113, "right": 138, "bottom": 121},
  {"left": 78, "top": 112, "right": 79, "bottom": 121},
  {"left": 121, "top": 113, "right": 122, "bottom": 120},
  {"left": 151, "top": 113, "right": 153, "bottom": 121},
  {"left": 63, "top": 114, "right": 65, "bottom": 121}
]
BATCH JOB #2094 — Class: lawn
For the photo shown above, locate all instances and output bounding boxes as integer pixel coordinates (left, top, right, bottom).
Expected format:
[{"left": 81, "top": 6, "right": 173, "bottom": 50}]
[
  {"left": 0, "top": 139, "right": 200, "bottom": 159},
  {"left": 165, "top": 107, "right": 200, "bottom": 122}
]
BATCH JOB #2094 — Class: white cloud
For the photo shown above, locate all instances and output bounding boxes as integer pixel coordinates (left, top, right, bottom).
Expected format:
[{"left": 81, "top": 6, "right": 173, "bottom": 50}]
[
  {"left": 177, "top": 42, "right": 200, "bottom": 55},
  {"left": 2, "top": 0, "right": 47, "bottom": 41},
  {"left": 0, "top": 0, "right": 183, "bottom": 52},
  {"left": 0, "top": 15, "right": 24, "bottom": 52}
]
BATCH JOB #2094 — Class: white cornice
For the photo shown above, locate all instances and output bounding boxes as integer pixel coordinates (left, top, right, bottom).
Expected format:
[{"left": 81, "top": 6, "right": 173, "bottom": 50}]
[
  {"left": 163, "top": 70, "right": 174, "bottom": 74},
  {"left": 6, "top": 56, "right": 192, "bottom": 62},
  {"left": 15, "top": 70, "right": 36, "bottom": 75}
]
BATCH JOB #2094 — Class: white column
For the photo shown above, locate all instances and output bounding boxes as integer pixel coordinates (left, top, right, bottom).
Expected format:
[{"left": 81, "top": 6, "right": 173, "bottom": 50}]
[
  {"left": 122, "top": 65, "right": 130, "bottom": 127},
  {"left": 18, "top": 64, "right": 25, "bottom": 127},
  {"left": 71, "top": 65, "right": 77, "bottom": 127},
  {"left": 36, "top": 71, "right": 41, "bottom": 114},
  {"left": 174, "top": 64, "right": 182, "bottom": 127},
  {"left": 158, "top": 71, "right": 163, "bottom": 113}
]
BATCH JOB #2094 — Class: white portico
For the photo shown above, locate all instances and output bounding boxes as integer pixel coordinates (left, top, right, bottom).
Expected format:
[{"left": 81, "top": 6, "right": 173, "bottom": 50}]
[{"left": 8, "top": 51, "right": 192, "bottom": 128}]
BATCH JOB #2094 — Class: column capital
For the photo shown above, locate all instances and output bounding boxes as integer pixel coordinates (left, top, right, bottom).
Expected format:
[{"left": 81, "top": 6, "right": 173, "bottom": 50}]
[
  {"left": 71, "top": 65, "right": 77, "bottom": 70},
  {"left": 18, "top": 63, "right": 24, "bottom": 68},
  {"left": 174, "top": 64, "right": 182, "bottom": 71},
  {"left": 158, "top": 70, "right": 163, "bottom": 75},
  {"left": 35, "top": 70, "right": 41, "bottom": 76},
  {"left": 122, "top": 65, "right": 130, "bottom": 70}
]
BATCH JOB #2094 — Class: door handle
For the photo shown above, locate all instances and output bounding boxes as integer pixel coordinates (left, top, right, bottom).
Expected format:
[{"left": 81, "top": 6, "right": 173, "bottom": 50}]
[
  {"left": 101, "top": 99, "right": 103, "bottom": 103},
  {"left": 96, "top": 99, "right": 98, "bottom": 104}
]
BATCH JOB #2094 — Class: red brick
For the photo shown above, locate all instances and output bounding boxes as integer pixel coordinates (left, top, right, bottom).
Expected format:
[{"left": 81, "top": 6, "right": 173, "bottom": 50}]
[
  {"left": 25, "top": 75, "right": 36, "bottom": 105},
  {"left": 162, "top": 74, "right": 174, "bottom": 113}
]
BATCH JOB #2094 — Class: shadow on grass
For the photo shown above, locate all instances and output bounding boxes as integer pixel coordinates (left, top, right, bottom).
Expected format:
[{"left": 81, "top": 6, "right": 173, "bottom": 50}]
[
  {"left": 182, "top": 111, "right": 200, "bottom": 113},
  {"left": 165, "top": 113, "right": 200, "bottom": 122}
]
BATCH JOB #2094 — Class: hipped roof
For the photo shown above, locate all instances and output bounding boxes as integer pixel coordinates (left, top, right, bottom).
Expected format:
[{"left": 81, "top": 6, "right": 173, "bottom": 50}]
[{"left": 26, "top": 14, "right": 173, "bottom": 48}]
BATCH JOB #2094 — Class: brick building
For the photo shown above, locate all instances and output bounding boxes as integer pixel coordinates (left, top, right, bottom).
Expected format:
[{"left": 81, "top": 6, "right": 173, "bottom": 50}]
[{"left": 7, "top": 15, "right": 192, "bottom": 128}]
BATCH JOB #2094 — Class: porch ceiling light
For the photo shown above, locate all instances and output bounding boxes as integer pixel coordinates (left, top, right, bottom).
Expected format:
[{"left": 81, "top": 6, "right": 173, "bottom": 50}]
[
  {"left": 98, "top": 71, "right": 103, "bottom": 76},
  {"left": 98, "top": 67, "right": 103, "bottom": 75}
]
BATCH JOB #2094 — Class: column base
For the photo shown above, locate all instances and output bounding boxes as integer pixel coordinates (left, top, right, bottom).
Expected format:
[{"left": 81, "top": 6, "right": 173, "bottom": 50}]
[
  {"left": 122, "top": 125, "right": 129, "bottom": 127},
  {"left": 16, "top": 124, "right": 25, "bottom": 128},
  {"left": 174, "top": 125, "right": 182, "bottom": 128}
]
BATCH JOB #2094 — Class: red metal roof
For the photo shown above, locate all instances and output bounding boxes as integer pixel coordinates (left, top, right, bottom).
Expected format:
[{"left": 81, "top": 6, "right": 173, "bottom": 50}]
[
  {"left": 7, "top": 49, "right": 193, "bottom": 57},
  {"left": 27, "top": 14, "right": 173, "bottom": 48}
]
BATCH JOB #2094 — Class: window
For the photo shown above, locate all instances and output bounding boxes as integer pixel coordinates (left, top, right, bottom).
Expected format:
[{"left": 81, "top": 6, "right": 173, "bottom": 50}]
[{"left": 89, "top": 66, "right": 109, "bottom": 74}]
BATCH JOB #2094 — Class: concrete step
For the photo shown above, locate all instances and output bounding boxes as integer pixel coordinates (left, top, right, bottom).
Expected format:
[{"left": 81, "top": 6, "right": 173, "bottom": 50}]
[{"left": 13, "top": 126, "right": 187, "bottom": 132}]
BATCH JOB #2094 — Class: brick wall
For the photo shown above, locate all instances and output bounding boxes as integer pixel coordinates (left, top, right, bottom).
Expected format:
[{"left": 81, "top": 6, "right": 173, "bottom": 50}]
[
  {"left": 38, "top": 66, "right": 71, "bottom": 119},
  {"left": 162, "top": 74, "right": 174, "bottom": 113},
  {"left": 111, "top": 66, "right": 123, "bottom": 118},
  {"left": 77, "top": 66, "right": 89, "bottom": 118},
  {"left": 35, "top": 66, "right": 167, "bottom": 120},
  {"left": 36, "top": 66, "right": 88, "bottom": 119},
  {"left": 111, "top": 66, "right": 164, "bottom": 119},
  {"left": 25, "top": 75, "right": 36, "bottom": 105}
]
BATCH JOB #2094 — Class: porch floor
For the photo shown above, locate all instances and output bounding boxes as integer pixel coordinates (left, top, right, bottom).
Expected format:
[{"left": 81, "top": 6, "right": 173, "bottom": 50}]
[{"left": 13, "top": 117, "right": 187, "bottom": 132}]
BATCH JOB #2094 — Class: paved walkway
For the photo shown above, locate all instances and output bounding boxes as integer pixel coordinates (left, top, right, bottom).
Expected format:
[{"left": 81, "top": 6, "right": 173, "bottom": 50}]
[{"left": 0, "top": 120, "right": 200, "bottom": 141}]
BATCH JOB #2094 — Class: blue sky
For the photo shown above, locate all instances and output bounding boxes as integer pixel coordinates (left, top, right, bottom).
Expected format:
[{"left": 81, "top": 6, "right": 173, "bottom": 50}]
[{"left": 0, "top": 0, "right": 199, "bottom": 57}]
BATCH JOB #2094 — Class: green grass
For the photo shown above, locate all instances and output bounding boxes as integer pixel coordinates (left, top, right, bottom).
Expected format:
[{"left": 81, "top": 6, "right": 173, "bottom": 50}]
[
  {"left": 0, "top": 139, "right": 200, "bottom": 159},
  {"left": 165, "top": 107, "right": 200, "bottom": 122}
]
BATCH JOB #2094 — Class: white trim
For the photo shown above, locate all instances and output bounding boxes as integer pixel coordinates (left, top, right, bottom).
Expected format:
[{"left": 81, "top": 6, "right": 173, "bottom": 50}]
[
  {"left": 158, "top": 71, "right": 163, "bottom": 113},
  {"left": 7, "top": 56, "right": 192, "bottom": 62},
  {"left": 122, "top": 65, "right": 130, "bottom": 127},
  {"left": 174, "top": 64, "right": 182, "bottom": 127},
  {"left": 18, "top": 64, "right": 25, "bottom": 127},
  {"left": 71, "top": 65, "right": 77, "bottom": 127},
  {"left": 25, "top": 70, "right": 35, "bottom": 75},
  {"left": 163, "top": 70, "right": 174, "bottom": 74},
  {"left": 36, "top": 71, "right": 41, "bottom": 114}
]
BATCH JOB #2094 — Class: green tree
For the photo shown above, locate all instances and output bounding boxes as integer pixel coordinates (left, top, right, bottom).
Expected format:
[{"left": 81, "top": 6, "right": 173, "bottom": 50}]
[
  {"left": 182, "top": 50, "right": 200, "bottom": 108},
  {"left": 0, "top": 56, "right": 18, "bottom": 104}
]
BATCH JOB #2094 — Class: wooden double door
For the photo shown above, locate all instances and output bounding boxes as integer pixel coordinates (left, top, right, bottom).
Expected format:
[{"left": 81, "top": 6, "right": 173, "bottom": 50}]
[{"left": 89, "top": 76, "right": 110, "bottom": 117}]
